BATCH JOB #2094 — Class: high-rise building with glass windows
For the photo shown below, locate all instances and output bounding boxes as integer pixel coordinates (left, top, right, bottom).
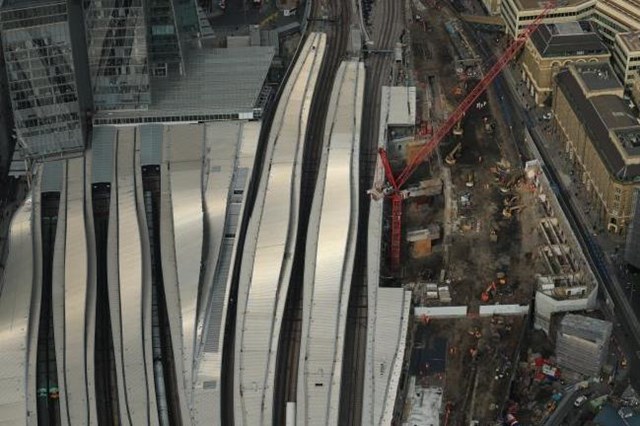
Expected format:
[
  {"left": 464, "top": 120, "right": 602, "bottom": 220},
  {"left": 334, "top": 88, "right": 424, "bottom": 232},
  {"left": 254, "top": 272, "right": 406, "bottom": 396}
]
[
  {"left": 83, "top": 0, "right": 151, "bottom": 111},
  {"left": 146, "top": 0, "right": 185, "bottom": 76},
  {"left": 0, "top": 0, "right": 84, "bottom": 158}
]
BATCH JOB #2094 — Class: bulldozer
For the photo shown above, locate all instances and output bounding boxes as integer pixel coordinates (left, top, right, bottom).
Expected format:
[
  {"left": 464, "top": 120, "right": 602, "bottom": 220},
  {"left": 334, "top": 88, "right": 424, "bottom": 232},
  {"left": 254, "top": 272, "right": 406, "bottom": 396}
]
[
  {"left": 502, "top": 204, "right": 525, "bottom": 219},
  {"left": 445, "top": 142, "right": 462, "bottom": 166}
]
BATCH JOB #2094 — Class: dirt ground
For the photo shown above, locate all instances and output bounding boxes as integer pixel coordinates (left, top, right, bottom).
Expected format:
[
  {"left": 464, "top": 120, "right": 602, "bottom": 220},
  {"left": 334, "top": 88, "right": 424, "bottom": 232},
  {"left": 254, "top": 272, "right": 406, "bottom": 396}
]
[
  {"left": 441, "top": 102, "right": 545, "bottom": 310},
  {"left": 399, "top": 0, "right": 546, "bottom": 309},
  {"left": 411, "top": 316, "right": 525, "bottom": 424},
  {"left": 397, "top": 0, "right": 550, "bottom": 424}
]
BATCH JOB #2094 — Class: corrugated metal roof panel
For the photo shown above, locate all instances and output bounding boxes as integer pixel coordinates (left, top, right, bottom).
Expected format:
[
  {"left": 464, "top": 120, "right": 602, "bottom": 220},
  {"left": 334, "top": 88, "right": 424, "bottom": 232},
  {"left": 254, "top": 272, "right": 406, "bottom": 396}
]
[
  {"left": 234, "top": 33, "right": 326, "bottom": 426},
  {"left": 91, "top": 126, "right": 116, "bottom": 183},
  {"left": 40, "top": 160, "right": 64, "bottom": 192},
  {"left": 0, "top": 195, "right": 34, "bottom": 425},
  {"left": 297, "top": 60, "right": 365, "bottom": 426},
  {"left": 140, "top": 124, "right": 164, "bottom": 166}
]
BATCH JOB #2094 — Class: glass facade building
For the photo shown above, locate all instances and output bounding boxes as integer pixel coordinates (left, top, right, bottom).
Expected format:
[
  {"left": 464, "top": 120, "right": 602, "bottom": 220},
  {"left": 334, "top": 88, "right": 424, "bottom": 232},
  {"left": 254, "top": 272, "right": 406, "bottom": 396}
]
[
  {"left": 0, "top": 0, "right": 84, "bottom": 157},
  {"left": 147, "top": 0, "right": 184, "bottom": 76},
  {"left": 83, "top": 0, "right": 151, "bottom": 110}
]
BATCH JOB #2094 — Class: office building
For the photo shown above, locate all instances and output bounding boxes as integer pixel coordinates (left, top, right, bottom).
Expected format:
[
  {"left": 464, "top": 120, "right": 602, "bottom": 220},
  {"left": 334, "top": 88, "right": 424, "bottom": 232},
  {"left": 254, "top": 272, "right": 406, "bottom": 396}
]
[
  {"left": 0, "top": 0, "right": 84, "bottom": 158},
  {"left": 146, "top": 0, "right": 201, "bottom": 77},
  {"left": 502, "top": 0, "right": 640, "bottom": 86},
  {"left": 521, "top": 21, "right": 609, "bottom": 105},
  {"left": 552, "top": 62, "right": 640, "bottom": 233},
  {"left": 83, "top": 0, "right": 151, "bottom": 110},
  {"left": 613, "top": 31, "right": 640, "bottom": 88}
]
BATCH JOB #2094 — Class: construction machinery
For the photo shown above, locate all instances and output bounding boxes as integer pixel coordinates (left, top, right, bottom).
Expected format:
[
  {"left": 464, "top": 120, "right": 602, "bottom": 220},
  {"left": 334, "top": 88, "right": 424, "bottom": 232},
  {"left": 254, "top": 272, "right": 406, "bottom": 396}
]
[
  {"left": 418, "top": 120, "right": 432, "bottom": 137},
  {"left": 374, "top": 1, "right": 556, "bottom": 269},
  {"left": 503, "top": 194, "right": 519, "bottom": 207},
  {"left": 467, "top": 328, "right": 482, "bottom": 338},
  {"left": 502, "top": 204, "right": 525, "bottom": 218},
  {"left": 498, "top": 172, "right": 522, "bottom": 193},
  {"left": 489, "top": 226, "right": 498, "bottom": 242},
  {"left": 481, "top": 281, "right": 497, "bottom": 302},
  {"left": 445, "top": 142, "right": 462, "bottom": 165},
  {"left": 453, "top": 119, "right": 463, "bottom": 136},
  {"left": 483, "top": 116, "right": 494, "bottom": 134},
  {"left": 465, "top": 171, "right": 475, "bottom": 188}
]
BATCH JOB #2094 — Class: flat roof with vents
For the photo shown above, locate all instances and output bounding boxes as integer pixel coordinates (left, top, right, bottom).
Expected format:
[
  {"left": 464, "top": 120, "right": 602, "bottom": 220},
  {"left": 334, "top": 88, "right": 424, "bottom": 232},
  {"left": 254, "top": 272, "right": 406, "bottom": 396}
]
[
  {"left": 574, "top": 62, "right": 621, "bottom": 91},
  {"left": 614, "top": 128, "right": 640, "bottom": 156},
  {"left": 617, "top": 31, "right": 640, "bottom": 53}
]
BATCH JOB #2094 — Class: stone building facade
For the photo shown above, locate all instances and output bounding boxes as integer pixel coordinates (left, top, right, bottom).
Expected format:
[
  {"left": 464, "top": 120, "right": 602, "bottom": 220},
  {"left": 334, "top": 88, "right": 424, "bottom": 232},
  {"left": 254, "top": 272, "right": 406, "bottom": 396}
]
[{"left": 553, "top": 62, "right": 640, "bottom": 233}]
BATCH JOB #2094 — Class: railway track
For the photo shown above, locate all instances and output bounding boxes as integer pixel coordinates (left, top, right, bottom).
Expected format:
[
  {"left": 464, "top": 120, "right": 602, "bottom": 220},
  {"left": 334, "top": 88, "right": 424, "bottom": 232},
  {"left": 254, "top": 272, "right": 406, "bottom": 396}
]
[
  {"left": 273, "top": 1, "right": 350, "bottom": 424},
  {"left": 338, "top": 0, "right": 405, "bottom": 425}
]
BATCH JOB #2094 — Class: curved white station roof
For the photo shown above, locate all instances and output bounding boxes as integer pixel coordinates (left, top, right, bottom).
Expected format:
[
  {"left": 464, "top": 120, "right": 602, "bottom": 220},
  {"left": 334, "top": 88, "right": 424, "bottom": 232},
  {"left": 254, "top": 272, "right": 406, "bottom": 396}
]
[
  {"left": 296, "top": 59, "right": 365, "bottom": 426},
  {"left": 192, "top": 121, "right": 261, "bottom": 425},
  {"left": 52, "top": 157, "right": 98, "bottom": 425},
  {"left": 94, "top": 121, "right": 262, "bottom": 425},
  {"left": 107, "top": 127, "right": 159, "bottom": 424},
  {"left": 0, "top": 193, "right": 36, "bottom": 425},
  {"left": 234, "top": 32, "right": 327, "bottom": 426},
  {"left": 161, "top": 125, "right": 205, "bottom": 402},
  {"left": 0, "top": 119, "right": 261, "bottom": 425}
]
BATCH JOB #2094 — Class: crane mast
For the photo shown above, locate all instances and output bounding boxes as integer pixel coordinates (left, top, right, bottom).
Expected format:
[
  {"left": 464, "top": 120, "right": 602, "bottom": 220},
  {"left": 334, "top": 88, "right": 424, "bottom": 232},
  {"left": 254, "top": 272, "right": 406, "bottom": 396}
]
[{"left": 378, "top": 2, "right": 556, "bottom": 269}]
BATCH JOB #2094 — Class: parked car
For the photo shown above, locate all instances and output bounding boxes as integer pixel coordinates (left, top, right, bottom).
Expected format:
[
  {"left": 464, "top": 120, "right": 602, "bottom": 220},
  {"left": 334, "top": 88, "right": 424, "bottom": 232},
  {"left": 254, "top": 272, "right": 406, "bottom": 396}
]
[{"left": 574, "top": 395, "right": 588, "bottom": 407}]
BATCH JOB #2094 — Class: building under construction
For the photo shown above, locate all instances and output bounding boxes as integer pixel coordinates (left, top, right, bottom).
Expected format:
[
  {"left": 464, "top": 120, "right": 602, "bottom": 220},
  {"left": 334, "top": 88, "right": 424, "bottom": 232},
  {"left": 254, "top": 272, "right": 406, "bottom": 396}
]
[{"left": 555, "top": 314, "right": 612, "bottom": 377}]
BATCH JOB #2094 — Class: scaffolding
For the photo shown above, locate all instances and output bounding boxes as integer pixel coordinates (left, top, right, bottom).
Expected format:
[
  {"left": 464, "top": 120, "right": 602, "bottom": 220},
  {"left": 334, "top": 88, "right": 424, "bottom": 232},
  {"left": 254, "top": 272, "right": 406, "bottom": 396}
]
[{"left": 555, "top": 314, "right": 612, "bottom": 377}]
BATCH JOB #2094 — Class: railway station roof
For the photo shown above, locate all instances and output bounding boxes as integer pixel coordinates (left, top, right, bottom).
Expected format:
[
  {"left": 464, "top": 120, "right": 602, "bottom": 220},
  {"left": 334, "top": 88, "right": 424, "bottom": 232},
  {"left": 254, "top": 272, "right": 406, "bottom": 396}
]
[
  {"left": 93, "top": 46, "right": 275, "bottom": 125},
  {"left": 384, "top": 86, "right": 417, "bottom": 127}
]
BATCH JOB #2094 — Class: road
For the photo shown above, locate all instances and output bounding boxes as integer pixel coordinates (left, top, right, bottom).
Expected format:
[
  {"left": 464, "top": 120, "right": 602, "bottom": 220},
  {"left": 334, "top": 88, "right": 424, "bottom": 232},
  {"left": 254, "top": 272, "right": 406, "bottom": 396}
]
[{"left": 544, "top": 389, "right": 579, "bottom": 426}]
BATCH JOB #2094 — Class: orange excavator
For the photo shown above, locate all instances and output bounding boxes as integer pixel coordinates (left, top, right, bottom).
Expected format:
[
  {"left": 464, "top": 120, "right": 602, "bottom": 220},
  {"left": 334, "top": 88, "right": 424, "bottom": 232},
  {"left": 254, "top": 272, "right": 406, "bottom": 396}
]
[{"left": 481, "top": 281, "right": 497, "bottom": 302}]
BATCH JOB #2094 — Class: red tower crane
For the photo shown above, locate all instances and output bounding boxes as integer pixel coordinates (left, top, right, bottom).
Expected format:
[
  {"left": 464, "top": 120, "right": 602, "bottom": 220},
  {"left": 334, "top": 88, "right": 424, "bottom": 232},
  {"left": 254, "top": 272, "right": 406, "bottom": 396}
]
[{"left": 377, "top": 2, "right": 556, "bottom": 269}]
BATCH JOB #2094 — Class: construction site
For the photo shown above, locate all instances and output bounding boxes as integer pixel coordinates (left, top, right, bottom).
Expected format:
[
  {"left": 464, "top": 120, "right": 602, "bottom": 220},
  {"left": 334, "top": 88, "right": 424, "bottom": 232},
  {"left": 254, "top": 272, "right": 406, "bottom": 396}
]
[{"left": 369, "top": 0, "right": 618, "bottom": 424}]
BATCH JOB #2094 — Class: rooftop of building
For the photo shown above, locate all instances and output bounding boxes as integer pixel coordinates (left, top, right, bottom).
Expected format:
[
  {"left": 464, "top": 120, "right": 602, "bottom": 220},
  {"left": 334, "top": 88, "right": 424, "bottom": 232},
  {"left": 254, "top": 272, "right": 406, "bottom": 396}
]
[
  {"left": 515, "top": 0, "right": 591, "bottom": 12},
  {"left": 556, "top": 65, "right": 640, "bottom": 180},
  {"left": 383, "top": 86, "right": 416, "bottom": 127},
  {"left": 594, "top": 404, "right": 640, "bottom": 426},
  {"left": 617, "top": 31, "right": 640, "bottom": 53},
  {"left": 559, "top": 313, "right": 612, "bottom": 342},
  {"left": 574, "top": 62, "right": 621, "bottom": 91},
  {"left": 0, "top": 0, "right": 64, "bottom": 10},
  {"left": 93, "top": 45, "right": 275, "bottom": 123},
  {"left": 531, "top": 21, "right": 608, "bottom": 57},
  {"left": 613, "top": 127, "right": 640, "bottom": 156}
]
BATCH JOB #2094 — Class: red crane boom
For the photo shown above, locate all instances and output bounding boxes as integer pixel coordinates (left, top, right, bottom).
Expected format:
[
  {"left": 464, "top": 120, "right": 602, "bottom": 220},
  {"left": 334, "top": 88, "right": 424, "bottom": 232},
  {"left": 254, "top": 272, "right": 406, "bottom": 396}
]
[{"left": 378, "top": 2, "right": 556, "bottom": 269}]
